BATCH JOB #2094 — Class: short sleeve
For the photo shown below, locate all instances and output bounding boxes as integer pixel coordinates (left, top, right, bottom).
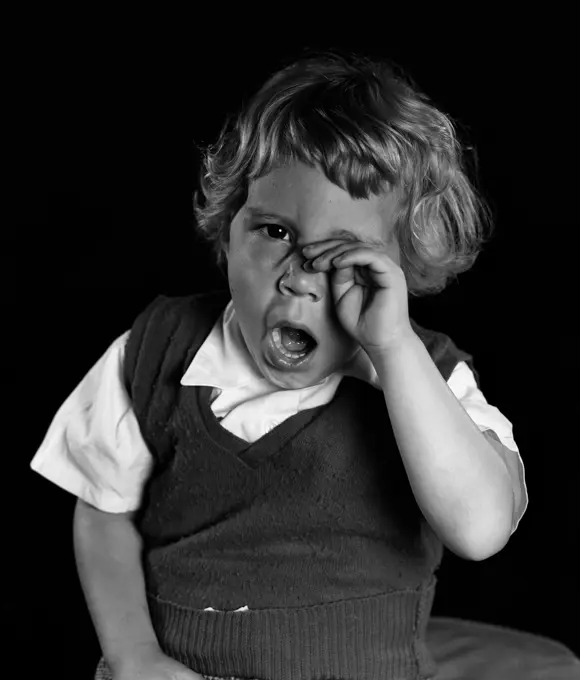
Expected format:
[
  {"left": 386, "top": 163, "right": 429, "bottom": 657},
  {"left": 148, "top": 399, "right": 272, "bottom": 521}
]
[
  {"left": 447, "top": 361, "right": 529, "bottom": 533},
  {"left": 29, "top": 331, "right": 154, "bottom": 513}
]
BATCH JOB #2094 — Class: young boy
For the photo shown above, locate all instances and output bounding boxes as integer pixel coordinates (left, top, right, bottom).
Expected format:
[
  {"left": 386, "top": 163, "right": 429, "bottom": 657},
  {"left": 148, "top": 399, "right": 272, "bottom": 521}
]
[{"left": 30, "top": 48, "right": 527, "bottom": 680}]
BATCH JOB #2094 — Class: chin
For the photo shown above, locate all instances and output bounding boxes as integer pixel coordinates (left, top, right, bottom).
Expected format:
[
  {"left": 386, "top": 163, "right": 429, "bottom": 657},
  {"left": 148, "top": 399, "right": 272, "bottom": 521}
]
[
  {"left": 262, "top": 367, "right": 317, "bottom": 390},
  {"left": 257, "top": 357, "right": 326, "bottom": 391}
]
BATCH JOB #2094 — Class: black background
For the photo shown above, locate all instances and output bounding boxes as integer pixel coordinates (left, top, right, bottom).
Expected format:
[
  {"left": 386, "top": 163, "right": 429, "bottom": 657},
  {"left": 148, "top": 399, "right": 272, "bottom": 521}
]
[{"left": 7, "top": 12, "right": 579, "bottom": 678}]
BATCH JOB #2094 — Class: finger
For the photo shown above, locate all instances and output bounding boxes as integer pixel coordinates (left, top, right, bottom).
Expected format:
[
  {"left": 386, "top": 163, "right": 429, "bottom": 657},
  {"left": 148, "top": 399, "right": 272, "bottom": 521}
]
[
  {"left": 307, "top": 243, "right": 361, "bottom": 271},
  {"left": 333, "top": 249, "right": 392, "bottom": 273},
  {"left": 331, "top": 249, "right": 395, "bottom": 288},
  {"left": 330, "top": 263, "right": 365, "bottom": 299},
  {"left": 332, "top": 263, "right": 356, "bottom": 285},
  {"left": 302, "top": 239, "right": 354, "bottom": 258},
  {"left": 332, "top": 260, "right": 372, "bottom": 288},
  {"left": 333, "top": 269, "right": 365, "bottom": 314}
]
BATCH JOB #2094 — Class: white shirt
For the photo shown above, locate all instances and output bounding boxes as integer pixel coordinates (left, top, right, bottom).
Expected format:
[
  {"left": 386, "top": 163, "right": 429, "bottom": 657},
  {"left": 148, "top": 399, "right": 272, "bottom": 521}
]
[{"left": 30, "top": 300, "right": 528, "bottom": 533}]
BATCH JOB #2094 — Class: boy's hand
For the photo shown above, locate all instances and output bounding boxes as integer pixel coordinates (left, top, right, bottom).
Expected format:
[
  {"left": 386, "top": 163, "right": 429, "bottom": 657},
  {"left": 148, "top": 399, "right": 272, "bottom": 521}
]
[
  {"left": 302, "top": 239, "right": 414, "bottom": 358},
  {"left": 113, "top": 645, "right": 205, "bottom": 679}
]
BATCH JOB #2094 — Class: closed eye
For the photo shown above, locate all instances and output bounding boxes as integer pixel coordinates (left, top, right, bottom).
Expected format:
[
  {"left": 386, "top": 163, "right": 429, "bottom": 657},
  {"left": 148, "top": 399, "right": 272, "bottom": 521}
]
[{"left": 259, "top": 224, "right": 292, "bottom": 243}]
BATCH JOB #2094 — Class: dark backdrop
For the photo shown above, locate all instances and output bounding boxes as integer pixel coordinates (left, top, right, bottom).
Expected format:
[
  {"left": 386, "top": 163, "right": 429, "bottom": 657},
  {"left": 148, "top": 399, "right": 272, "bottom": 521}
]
[{"left": 7, "top": 19, "right": 578, "bottom": 679}]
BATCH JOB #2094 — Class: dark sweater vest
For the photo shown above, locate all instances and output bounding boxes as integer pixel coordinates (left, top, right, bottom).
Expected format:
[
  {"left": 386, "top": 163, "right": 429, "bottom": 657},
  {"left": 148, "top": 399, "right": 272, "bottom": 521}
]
[{"left": 124, "top": 290, "right": 478, "bottom": 680}]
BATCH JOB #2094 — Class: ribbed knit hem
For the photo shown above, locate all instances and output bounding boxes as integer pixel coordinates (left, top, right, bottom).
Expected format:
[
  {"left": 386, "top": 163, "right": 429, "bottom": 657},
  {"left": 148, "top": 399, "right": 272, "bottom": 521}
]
[{"left": 147, "top": 579, "right": 438, "bottom": 680}]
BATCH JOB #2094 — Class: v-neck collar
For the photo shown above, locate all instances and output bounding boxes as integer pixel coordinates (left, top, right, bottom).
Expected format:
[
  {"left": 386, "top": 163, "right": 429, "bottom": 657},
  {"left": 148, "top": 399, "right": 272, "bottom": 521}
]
[{"left": 191, "top": 381, "right": 348, "bottom": 471}]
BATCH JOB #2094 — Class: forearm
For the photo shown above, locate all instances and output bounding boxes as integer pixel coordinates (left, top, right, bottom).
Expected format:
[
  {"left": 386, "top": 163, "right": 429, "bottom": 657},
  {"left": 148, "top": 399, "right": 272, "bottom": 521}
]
[
  {"left": 371, "top": 331, "right": 514, "bottom": 561},
  {"left": 73, "top": 499, "right": 160, "bottom": 673}
]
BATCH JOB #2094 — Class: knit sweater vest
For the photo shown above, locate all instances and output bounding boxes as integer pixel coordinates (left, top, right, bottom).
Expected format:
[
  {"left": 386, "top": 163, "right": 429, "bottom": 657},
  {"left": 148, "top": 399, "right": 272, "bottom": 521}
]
[{"left": 124, "top": 290, "right": 478, "bottom": 680}]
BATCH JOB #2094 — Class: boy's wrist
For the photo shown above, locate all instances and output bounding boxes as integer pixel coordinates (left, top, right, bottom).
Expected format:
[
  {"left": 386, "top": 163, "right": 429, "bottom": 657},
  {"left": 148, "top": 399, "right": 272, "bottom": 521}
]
[{"left": 108, "top": 640, "right": 163, "bottom": 675}]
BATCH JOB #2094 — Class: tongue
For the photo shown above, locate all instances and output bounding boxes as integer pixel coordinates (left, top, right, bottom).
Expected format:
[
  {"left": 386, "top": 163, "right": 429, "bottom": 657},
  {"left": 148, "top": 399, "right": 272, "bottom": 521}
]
[{"left": 280, "top": 326, "right": 310, "bottom": 352}]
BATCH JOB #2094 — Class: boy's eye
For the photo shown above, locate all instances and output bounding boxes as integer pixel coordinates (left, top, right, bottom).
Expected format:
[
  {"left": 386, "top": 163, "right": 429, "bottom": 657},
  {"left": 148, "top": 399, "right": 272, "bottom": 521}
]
[{"left": 260, "top": 224, "right": 292, "bottom": 243}]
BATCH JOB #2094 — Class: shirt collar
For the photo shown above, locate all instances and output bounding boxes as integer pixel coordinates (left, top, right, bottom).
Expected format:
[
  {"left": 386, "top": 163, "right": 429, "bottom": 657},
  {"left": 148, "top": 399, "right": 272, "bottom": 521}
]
[{"left": 180, "top": 300, "right": 382, "bottom": 391}]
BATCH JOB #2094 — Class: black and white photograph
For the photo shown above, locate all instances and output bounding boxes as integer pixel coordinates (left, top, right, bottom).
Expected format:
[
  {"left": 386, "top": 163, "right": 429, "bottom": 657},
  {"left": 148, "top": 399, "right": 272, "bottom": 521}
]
[{"left": 8, "top": 15, "right": 579, "bottom": 680}]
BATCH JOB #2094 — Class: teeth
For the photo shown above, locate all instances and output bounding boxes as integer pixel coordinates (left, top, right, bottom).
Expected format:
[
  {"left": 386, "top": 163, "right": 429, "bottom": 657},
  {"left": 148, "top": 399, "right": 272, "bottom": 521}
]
[{"left": 272, "top": 328, "right": 308, "bottom": 359}]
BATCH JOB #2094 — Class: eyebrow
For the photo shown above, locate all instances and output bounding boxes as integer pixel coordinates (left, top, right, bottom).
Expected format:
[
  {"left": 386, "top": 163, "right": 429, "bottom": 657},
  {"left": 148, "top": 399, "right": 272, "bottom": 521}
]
[{"left": 246, "top": 207, "right": 386, "bottom": 247}]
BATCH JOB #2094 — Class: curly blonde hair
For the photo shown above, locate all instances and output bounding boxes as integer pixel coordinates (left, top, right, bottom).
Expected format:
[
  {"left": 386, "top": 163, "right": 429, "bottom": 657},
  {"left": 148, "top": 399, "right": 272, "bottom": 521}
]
[{"left": 193, "top": 47, "right": 494, "bottom": 297}]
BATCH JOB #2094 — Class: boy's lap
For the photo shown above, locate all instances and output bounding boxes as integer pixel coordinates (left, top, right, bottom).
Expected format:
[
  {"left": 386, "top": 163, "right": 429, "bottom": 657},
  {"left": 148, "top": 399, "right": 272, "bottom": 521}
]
[
  {"left": 94, "top": 655, "right": 250, "bottom": 680},
  {"left": 426, "top": 616, "right": 580, "bottom": 680}
]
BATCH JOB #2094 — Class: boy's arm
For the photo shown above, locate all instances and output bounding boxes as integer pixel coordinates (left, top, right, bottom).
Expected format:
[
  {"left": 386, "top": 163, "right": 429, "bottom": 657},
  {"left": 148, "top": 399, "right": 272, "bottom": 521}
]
[
  {"left": 72, "top": 498, "right": 161, "bottom": 674},
  {"left": 371, "top": 332, "right": 516, "bottom": 562}
]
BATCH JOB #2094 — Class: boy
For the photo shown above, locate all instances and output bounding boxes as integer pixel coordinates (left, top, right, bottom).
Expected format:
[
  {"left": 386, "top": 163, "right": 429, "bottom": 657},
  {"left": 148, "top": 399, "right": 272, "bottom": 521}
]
[{"left": 31, "top": 48, "right": 527, "bottom": 680}]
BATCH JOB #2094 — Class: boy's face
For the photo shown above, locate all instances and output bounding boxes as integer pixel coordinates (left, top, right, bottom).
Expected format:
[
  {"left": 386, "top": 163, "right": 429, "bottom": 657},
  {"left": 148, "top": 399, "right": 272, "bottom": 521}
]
[{"left": 225, "top": 159, "right": 402, "bottom": 390}]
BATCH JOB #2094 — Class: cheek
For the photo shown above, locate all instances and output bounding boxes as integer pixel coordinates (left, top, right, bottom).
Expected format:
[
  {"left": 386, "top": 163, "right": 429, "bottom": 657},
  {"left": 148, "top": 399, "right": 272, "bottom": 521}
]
[
  {"left": 227, "top": 248, "right": 270, "bottom": 311},
  {"left": 230, "top": 240, "right": 279, "bottom": 286}
]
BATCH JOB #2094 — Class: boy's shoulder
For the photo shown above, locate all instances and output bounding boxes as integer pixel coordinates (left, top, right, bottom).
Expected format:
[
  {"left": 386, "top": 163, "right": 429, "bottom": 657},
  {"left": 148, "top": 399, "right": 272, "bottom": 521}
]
[
  {"left": 410, "top": 317, "right": 456, "bottom": 350},
  {"left": 410, "top": 317, "right": 477, "bottom": 382},
  {"left": 123, "top": 289, "right": 232, "bottom": 389}
]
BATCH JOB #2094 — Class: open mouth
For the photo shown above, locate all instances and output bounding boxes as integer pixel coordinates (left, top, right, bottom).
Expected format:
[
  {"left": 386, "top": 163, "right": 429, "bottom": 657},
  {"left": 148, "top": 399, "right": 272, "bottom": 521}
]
[
  {"left": 271, "top": 326, "right": 317, "bottom": 359},
  {"left": 267, "top": 324, "right": 318, "bottom": 370}
]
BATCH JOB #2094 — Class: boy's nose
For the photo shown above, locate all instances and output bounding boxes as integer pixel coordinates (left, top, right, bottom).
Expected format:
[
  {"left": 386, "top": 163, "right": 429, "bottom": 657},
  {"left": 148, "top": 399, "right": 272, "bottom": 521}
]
[{"left": 279, "top": 261, "right": 324, "bottom": 302}]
